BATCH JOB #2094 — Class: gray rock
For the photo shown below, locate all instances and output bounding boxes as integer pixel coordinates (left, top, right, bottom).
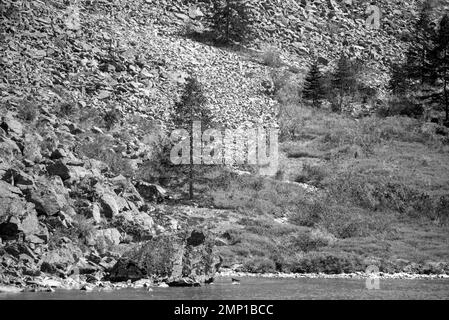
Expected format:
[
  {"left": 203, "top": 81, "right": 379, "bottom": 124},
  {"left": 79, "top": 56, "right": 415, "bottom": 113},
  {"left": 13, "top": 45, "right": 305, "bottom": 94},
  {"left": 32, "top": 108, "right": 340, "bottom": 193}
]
[
  {"left": 29, "top": 177, "right": 69, "bottom": 216},
  {"left": 87, "top": 203, "right": 102, "bottom": 224},
  {"left": 23, "top": 133, "right": 43, "bottom": 163},
  {"left": 19, "top": 211, "right": 40, "bottom": 236},
  {"left": 41, "top": 244, "right": 83, "bottom": 274},
  {"left": 0, "top": 181, "right": 41, "bottom": 240},
  {"left": 135, "top": 181, "right": 167, "bottom": 202},
  {"left": 94, "top": 183, "right": 129, "bottom": 218},
  {"left": 93, "top": 228, "right": 122, "bottom": 247},
  {"left": 25, "top": 234, "right": 46, "bottom": 244},
  {"left": 2, "top": 168, "right": 34, "bottom": 186},
  {"left": 50, "top": 148, "right": 68, "bottom": 160},
  {"left": 91, "top": 127, "right": 104, "bottom": 134},
  {"left": 46, "top": 160, "right": 90, "bottom": 181},
  {"left": 2, "top": 113, "right": 23, "bottom": 136},
  {"left": 108, "top": 230, "right": 219, "bottom": 284},
  {"left": 0, "top": 222, "right": 20, "bottom": 241},
  {"left": 0, "top": 136, "right": 21, "bottom": 161}
]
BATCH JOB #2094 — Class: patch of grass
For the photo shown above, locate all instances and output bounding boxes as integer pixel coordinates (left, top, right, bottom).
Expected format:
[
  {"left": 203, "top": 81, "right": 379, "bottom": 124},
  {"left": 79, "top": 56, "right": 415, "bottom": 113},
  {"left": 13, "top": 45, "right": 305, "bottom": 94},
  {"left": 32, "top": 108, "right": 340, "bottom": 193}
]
[
  {"left": 326, "top": 171, "right": 449, "bottom": 225},
  {"left": 290, "top": 197, "right": 393, "bottom": 239},
  {"left": 288, "top": 229, "right": 334, "bottom": 252},
  {"left": 287, "top": 252, "right": 365, "bottom": 274},
  {"left": 294, "top": 163, "right": 328, "bottom": 187},
  {"left": 242, "top": 257, "right": 277, "bottom": 273}
]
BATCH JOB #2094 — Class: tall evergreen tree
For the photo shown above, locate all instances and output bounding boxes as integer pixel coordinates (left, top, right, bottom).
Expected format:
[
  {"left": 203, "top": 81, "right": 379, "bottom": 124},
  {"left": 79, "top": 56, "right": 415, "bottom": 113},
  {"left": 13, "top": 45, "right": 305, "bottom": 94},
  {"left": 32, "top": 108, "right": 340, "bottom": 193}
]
[
  {"left": 173, "top": 75, "right": 213, "bottom": 199},
  {"left": 303, "top": 61, "right": 325, "bottom": 108},
  {"left": 403, "top": 1, "right": 436, "bottom": 85},
  {"left": 430, "top": 14, "right": 449, "bottom": 121},
  {"left": 210, "top": 0, "right": 254, "bottom": 44},
  {"left": 331, "top": 54, "right": 359, "bottom": 112},
  {"left": 388, "top": 62, "right": 409, "bottom": 95}
]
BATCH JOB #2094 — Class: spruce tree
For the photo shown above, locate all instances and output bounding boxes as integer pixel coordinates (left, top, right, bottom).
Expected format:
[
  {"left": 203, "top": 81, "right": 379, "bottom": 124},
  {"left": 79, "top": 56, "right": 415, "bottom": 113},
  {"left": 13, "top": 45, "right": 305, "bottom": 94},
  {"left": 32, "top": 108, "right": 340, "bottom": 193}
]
[
  {"left": 331, "top": 54, "right": 359, "bottom": 112},
  {"left": 303, "top": 61, "right": 325, "bottom": 108},
  {"left": 403, "top": 1, "right": 436, "bottom": 85},
  {"left": 210, "top": 0, "right": 254, "bottom": 44},
  {"left": 430, "top": 14, "right": 449, "bottom": 121},
  {"left": 388, "top": 62, "right": 409, "bottom": 95}
]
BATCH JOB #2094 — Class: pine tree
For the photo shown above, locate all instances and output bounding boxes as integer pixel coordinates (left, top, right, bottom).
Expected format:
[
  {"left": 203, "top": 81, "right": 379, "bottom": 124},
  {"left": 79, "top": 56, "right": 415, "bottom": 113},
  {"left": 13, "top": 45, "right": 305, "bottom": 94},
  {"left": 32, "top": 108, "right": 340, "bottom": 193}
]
[
  {"left": 173, "top": 75, "right": 212, "bottom": 199},
  {"left": 331, "top": 54, "right": 359, "bottom": 112},
  {"left": 430, "top": 14, "right": 449, "bottom": 121},
  {"left": 403, "top": 1, "right": 436, "bottom": 85},
  {"left": 388, "top": 62, "right": 409, "bottom": 95},
  {"left": 210, "top": 0, "right": 254, "bottom": 44},
  {"left": 303, "top": 61, "right": 325, "bottom": 108}
]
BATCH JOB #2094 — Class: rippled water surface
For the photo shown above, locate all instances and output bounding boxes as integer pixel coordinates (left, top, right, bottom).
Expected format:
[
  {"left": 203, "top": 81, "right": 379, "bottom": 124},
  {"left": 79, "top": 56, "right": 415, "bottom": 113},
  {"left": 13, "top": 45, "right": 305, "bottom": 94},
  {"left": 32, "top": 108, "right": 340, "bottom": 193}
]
[{"left": 2, "top": 277, "right": 449, "bottom": 300}]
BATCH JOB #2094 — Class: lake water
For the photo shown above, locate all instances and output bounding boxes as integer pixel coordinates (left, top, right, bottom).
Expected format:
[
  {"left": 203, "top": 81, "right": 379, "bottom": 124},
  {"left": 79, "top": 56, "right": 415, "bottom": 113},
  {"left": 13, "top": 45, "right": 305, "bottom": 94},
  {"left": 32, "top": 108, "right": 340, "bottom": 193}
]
[{"left": 1, "top": 277, "right": 449, "bottom": 300}]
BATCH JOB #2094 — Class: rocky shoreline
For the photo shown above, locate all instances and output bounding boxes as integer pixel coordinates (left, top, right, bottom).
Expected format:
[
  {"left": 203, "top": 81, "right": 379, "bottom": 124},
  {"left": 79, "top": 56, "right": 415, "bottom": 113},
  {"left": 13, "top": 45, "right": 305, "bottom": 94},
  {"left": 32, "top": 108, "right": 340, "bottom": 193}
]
[
  {"left": 217, "top": 269, "right": 449, "bottom": 280},
  {"left": 2, "top": 270, "right": 449, "bottom": 295}
]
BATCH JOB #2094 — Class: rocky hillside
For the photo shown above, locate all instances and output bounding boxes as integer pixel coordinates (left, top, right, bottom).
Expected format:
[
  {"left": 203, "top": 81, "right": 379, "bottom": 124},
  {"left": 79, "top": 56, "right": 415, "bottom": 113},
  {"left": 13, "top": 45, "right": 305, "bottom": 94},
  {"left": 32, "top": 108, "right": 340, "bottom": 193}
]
[
  {"left": 1, "top": 0, "right": 449, "bottom": 292},
  {"left": 150, "top": 0, "right": 449, "bottom": 87}
]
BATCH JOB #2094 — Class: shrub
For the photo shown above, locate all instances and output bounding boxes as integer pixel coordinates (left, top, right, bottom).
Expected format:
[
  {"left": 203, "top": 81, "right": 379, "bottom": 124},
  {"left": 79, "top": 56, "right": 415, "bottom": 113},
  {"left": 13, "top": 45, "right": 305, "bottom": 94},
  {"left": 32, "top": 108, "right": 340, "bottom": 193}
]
[
  {"left": 376, "top": 96, "right": 424, "bottom": 118},
  {"left": 103, "top": 108, "right": 122, "bottom": 130},
  {"left": 77, "top": 135, "right": 134, "bottom": 177},
  {"left": 289, "top": 252, "right": 364, "bottom": 274},
  {"left": 434, "top": 196, "right": 449, "bottom": 225},
  {"left": 17, "top": 100, "right": 39, "bottom": 122},
  {"left": 269, "top": 69, "right": 300, "bottom": 105},
  {"left": 72, "top": 214, "right": 96, "bottom": 240},
  {"left": 48, "top": 214, "right": 96, "bottom": 250},
  {"left": 294, "top": 163, "right": 328, "bottom": 187},
  {"left": 278, "top": 103, "right": 304, "bottom": 141},
  {"left": 242, "top": 257, "right": 276, "bottom": 273},
  {"left": 260, "top": 46, "right": 282, "bottom": 68},
  {"left": 289, "top": 201, "right": 324, "bottom": 227},
  {"left": 137, "top": 132, "right": 175, "bottom": 184},
  {"left": 58, "top": 101, "right": 78, "bottom": 117},
  {"left": 290, "top": 195, "right": 393, "bottom": 239},
  {"left": 289, "top": 230, "right": 331, "bottom": 252}
]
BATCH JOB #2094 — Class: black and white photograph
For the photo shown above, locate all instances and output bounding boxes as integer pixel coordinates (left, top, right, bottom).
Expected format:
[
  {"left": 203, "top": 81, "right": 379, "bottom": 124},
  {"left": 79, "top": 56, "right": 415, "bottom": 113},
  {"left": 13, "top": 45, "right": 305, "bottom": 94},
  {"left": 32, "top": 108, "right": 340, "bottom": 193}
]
[{"left": 0, "top": 0, "right": 449, "bottom": 308}]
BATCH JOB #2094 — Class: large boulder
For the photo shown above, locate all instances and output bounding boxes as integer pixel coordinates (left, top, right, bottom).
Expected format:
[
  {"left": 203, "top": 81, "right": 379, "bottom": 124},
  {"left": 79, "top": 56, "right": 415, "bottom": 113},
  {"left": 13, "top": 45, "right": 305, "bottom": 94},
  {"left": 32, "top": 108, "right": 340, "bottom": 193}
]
[
  {"left": 40, "top": 243, "right": 83, "bottom": 275},
  {"left": 108, "top": 230, "right": 220, "bottom": 284},
  {"left": 1, "top": 113, "right": 23, "bottom": 137},
  {"left": 2, "top": 168, "right": 34, "bottom": 186},
  {"left": 0, "top": 181, "right": 41, "bottom": 241},
  {"left": 89, "top": 228, "right": 122, "bottom": 248},
  {"left": 0, "top": 136, "right": 21, "bottom": 162},
  {"left": 94, "top": 183, "right": 129, "bottom": 218},
  {"left": 135, "top": 181, "right": 167, "bottom": 202},
  {"left": 46, "top": 159, "right": 95, "bottom": 182},
  {"left": 22, "top": 133, "right": 43, "bottom": 164},
  {"left": 28, "top": 176, "right": 70, "bottom": 216},
  {"left": 86, "top": 202, "right": 102, "bottom": 224},
  {"left": 0, "top": 180, "right": 25, "bottom": 219},
  {"left": 113, "top": 210, "right": 155, "bottom": 241}
]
